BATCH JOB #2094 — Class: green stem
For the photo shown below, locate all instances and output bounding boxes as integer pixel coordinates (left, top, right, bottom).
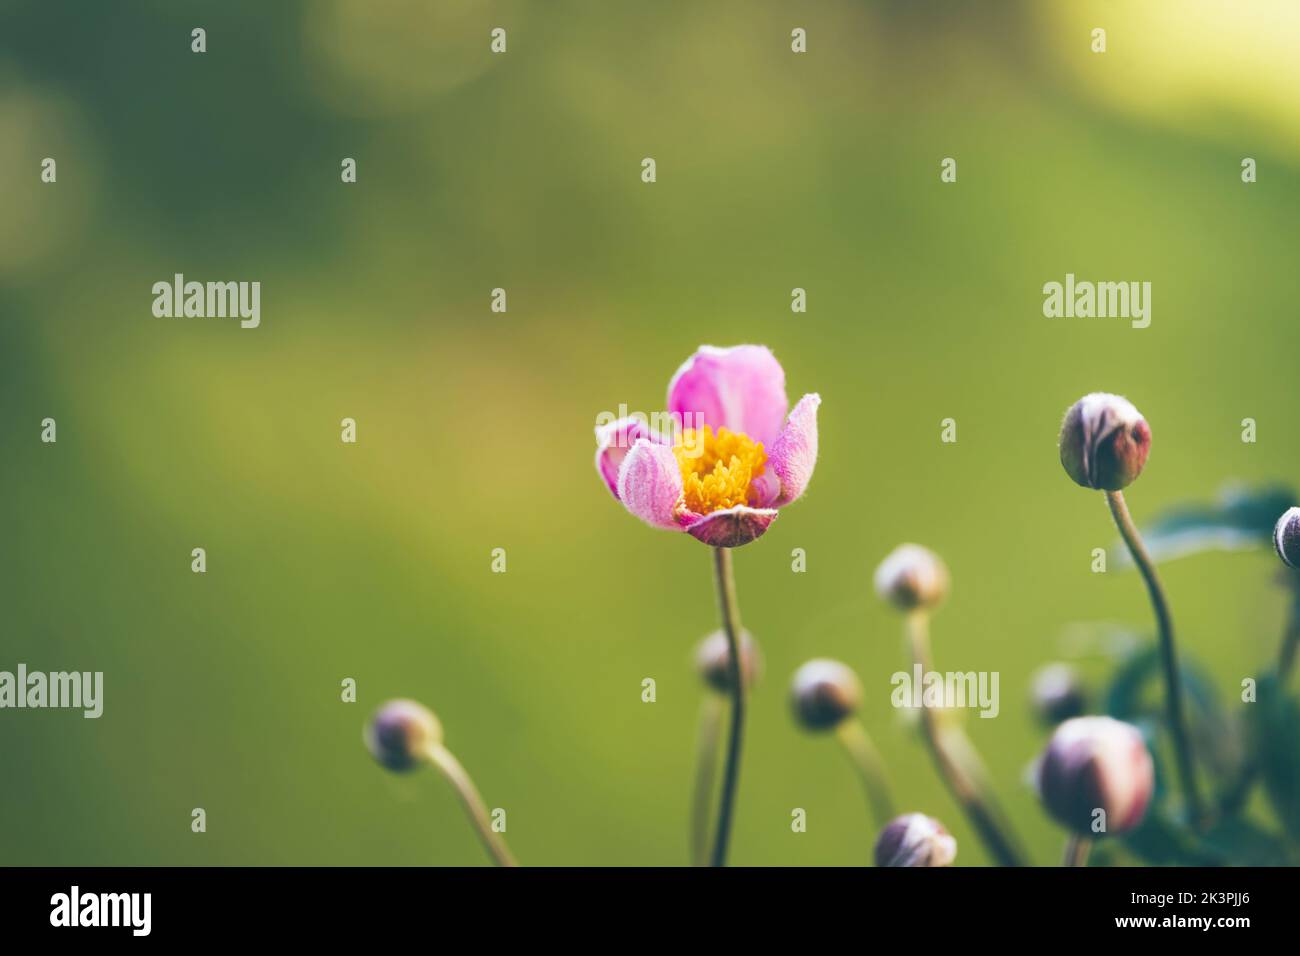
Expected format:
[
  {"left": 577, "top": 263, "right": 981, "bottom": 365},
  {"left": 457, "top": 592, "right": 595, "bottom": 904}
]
[
  {"left": 906, "top": 610, "right": 1026, "bottom": 867},
  {"left": 690, "top": 694, "right": 724, "bottom": 866},
  {"left": 1106, "top": 489, "right": 1203, "bottom": 825},
  {"left": 426, "top": 744, "right": 518, "bottom": 867},
  {"left": 709, "top": 546, "right": 746, "bottom": 867},
  {"left": 835, "top": 717, "right": 895, "bottom": 827},
  {"left": 1063, "top": 834, "right": 1091, "bottom": 867}
]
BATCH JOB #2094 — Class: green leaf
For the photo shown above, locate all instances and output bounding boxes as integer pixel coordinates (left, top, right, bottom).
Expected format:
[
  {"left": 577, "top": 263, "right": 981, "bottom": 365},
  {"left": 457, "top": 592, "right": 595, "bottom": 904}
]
[
  {"left": 1180, "top": 660, "right": 1246, "bottom": 783},
  {"left": 1194, "top": 816, "right": 1291, "bottom": 866},
  {"left": 1104, "top": 644, "right": 1246, "bottom": 786},
  {"left": 1249, "top": 674, "right": 1300, "bottom": 841},
  {"left": 1102, "top": 645, "right": 1161, "bottom": 722},
  {"left": 1121, "top": 805, "right": 1216, "bottom": 865},
  {"left": 1119, "top": 483, "right": 1295, "bottom": 565}
]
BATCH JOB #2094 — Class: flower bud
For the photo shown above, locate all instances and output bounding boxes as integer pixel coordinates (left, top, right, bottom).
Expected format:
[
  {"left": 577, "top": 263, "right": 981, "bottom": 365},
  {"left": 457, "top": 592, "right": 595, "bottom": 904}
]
[
  {"left": 874, "top": 813, "right": 957, "bottom": 867},
  {"left": 790, "top": 659, "right": 862, "bottom": 730},
  {"left": 1030, "top": 663, "right": 1087, "bottom": 726},
  {"left": 1059, "top": 393, "right": 1151, "bottom": 491},
  {"left": 695, "top": 629, "right": 762, "bottom": 693},
  {"left": 1274, "top": 507, "right": 1300, "bottom": 569},
  {"left": 365, "top": 699, "right": 443, "bottom": 772},
  {"left": 874, "top": 543, "right": 949, "bottom": 612},
  {"left": 1037, "top": 716, "right": 1153, "bottom": 836}
]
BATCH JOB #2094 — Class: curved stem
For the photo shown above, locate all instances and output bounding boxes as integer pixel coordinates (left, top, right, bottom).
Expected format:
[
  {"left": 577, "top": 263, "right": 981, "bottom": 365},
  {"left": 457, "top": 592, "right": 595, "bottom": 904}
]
[
  {"left": 906, "top": 610, "right": 1026, "bottom": 867},
  {"left": 690, "top": 694, "right": 725, "bottom": 866},
  {"left": 835, "top": 717, "right": 895, "bottom": 827},
  {"left": 1106, "top": 489, "right": 1202, "bottom": 825},
  {"left": 709, "top": 546, "right": 746, "bottom": 867},
  {"left": 1063, "top": 834, "right": 1091, "bottom": 867},
  {"left": 426, "top": 744, "right": 518, "bottom": 867}
]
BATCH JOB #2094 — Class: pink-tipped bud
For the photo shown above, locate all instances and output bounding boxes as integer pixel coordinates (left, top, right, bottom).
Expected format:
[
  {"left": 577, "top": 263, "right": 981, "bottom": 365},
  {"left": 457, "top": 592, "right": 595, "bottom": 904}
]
[
  {"left": 790, "top": 659, "right": 862, "bottom": 730},
  {"left": 1037, "top": 716, "right": 1154, "bottom": 836},
  {"left": 874, "top": 543, "right": 950, "bottom": 612},
  {"left": 1030, "top": 663, "right": 1087, "bottom": 726},
  {"left": 1274, "top": 507, "right": 1300, "bottom": 569},
  {"left": 1059, "top": 393, "right": 1151, "bottom": 492},
  {"left": 874, "top": 813, "right": 957, "bottom": 867},
  {"left": 365, "top": 699, "right": 443, "bottom": 772},
  {"left": 695, "top": 629, "right": 763, "bottom": 693}
]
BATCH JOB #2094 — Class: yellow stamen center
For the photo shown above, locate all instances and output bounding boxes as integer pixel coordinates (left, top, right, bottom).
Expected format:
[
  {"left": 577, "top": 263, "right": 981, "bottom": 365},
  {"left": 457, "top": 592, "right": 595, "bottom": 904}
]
[{"left": 673, "top": 426, "right": 767, "bottom": 516}]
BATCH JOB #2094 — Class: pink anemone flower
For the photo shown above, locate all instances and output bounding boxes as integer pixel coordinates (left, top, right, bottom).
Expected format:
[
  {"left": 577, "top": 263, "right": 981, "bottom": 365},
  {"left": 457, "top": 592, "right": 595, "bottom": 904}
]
[{"left": 594, "top": 345, "right": 821, "bottom": 548}]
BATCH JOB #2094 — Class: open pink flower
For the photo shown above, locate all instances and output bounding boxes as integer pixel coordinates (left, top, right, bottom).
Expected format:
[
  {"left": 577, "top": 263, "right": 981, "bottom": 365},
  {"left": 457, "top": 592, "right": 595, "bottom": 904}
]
[{"left": 594, "top": 345, "right": 821, "bottom": 548}]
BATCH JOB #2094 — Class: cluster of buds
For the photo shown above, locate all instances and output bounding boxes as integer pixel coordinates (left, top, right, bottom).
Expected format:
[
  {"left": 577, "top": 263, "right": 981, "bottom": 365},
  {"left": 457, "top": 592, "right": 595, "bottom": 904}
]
[{"left": 1037, "top": 716, "right": 1154, "bottom": 836}]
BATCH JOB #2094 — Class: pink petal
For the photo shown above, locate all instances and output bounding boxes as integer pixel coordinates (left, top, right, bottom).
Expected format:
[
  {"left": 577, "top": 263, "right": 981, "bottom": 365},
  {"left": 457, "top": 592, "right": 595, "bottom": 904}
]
[
  {"left": 667, "top": 345, "right": 789, "bottom": 447},
  {"left": 748, "top": 469, "right": 782, "bottom": 509},
  {"left": 617, "top": 439, "right": 686, "bottom": 531},
  {"left": 594, "top": 416, "right": 667, "bottom": 500},
  {"left": 769, "top": 393, "right": 820, "bottom": 507},
  {"left": 685, "top": 505, "right": 778, "bottom": 548}
]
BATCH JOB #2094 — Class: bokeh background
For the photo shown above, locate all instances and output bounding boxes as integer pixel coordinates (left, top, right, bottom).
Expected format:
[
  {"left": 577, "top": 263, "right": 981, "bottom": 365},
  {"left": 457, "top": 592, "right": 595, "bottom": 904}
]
[{"left": 2, "top": 0, "right": 1298, "bottom": 866}]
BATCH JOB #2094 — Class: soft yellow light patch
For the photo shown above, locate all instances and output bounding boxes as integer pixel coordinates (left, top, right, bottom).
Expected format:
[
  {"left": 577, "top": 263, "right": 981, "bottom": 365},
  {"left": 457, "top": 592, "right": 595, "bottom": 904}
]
[{"left": 674, "top": 426, "right": 767, "bottom": 515}]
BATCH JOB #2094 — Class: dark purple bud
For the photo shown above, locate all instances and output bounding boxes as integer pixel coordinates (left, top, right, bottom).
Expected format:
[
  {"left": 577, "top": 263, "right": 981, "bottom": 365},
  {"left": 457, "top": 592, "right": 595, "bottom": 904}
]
[
  {"left": 790, "top": 659, "right": 862, "bottom": 730},
  {"left": 1037, "top": 716, "right": 1154, "bottom": 836},
  {"left": 695, "top": 629, "right": 762, "bottom": 693},
  {"left": 874, "top": 544, "right": 949, "bottom": 612},
  {"left": 365, "top": 699, "right": 443, "bottom": 772},
  {"left": 1274, "top": 507, "right": 1300, "bottom": 569},
  {"left": 1030, "top": 663, "right": 1087, "bottom": 725}
]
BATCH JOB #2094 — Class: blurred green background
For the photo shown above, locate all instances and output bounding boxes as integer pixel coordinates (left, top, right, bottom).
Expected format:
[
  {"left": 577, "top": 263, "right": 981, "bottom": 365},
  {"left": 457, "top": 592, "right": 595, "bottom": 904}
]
[{"left": 2, "top": 0, "right": 1298, "bottom": 866}]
